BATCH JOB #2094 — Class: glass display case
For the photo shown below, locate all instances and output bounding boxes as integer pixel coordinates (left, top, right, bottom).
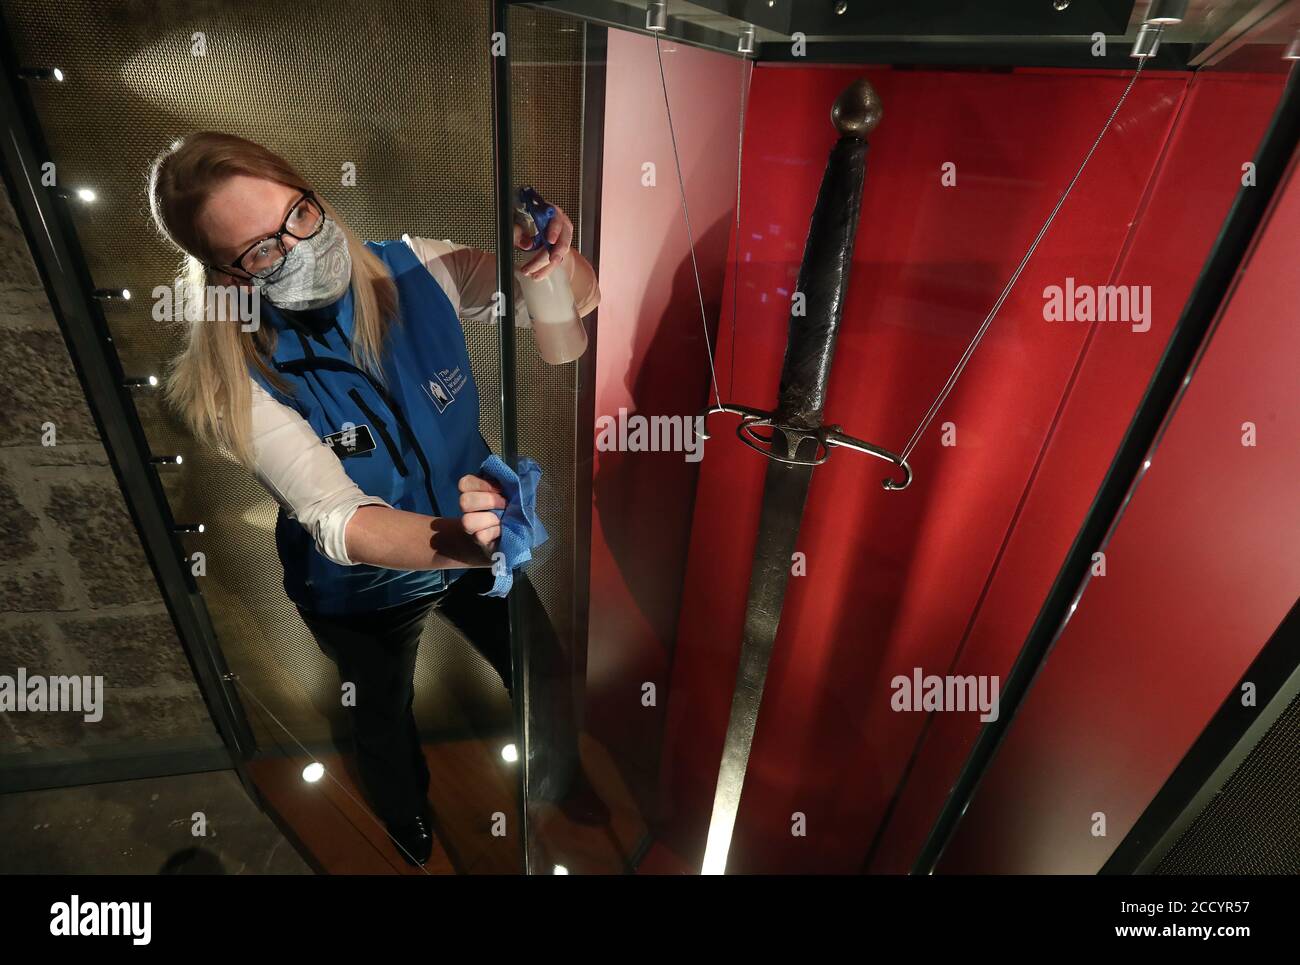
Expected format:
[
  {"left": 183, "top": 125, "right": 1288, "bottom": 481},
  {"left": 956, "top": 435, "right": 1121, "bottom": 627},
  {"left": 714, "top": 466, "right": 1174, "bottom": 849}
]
[
  {"left": 492, "top": 0, "right": 1300, "bottom": 874},
  {"left": 2, "top": 0, "right": 1296, "bottom": 877}
]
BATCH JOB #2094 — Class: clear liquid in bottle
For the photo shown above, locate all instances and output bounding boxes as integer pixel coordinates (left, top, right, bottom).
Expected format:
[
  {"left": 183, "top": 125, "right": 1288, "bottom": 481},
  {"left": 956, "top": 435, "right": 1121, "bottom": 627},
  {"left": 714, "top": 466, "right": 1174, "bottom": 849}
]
[{"left": 518, "top": 265, "right": 588, "bottom": 365}]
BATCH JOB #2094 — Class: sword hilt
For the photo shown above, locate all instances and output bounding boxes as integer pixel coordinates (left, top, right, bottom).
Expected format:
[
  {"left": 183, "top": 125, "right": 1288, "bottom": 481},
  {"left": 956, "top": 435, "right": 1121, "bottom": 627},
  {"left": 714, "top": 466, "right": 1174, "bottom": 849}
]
[{"left": 700, "top": 403, "right": 912, "bottom": 490}]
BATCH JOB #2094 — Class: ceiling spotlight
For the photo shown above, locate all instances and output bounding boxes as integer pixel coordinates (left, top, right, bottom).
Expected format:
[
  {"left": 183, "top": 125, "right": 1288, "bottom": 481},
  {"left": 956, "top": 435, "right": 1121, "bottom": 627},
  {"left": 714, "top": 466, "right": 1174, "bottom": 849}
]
[
  {"left": 18, "top": 66, "right": 63, "bottom": 82},
  {"left": 553, "top": 864, "right": 569, "bottom": 874},
  {"left": 93, "top": 288, "right": 130, "bottom": 301},
  {"left": 501, "top": 743, "right": 518, "bottom": 763},
  {"left": 1131, "top": 23, "right": 1164, "bottom": 58},
  {"left": 123, "top": 375, "right": 159, "bottom": 388},
  {"left": 174, "top": 523, "right": 205, "bottom": 534},
  {"left": 302, "top": 762, "right": 325, "bottom": 783},
  {"left": 150, "top": 454, "right": 183, "bottom": 466},
  {"left": 54, "top": 187, "right": 96, "bottom": 203},
  {"left": 1144, "top": 0, "right": 1188, "bottom": 25},
  {"left": 646, "top": 0, "right": 667, "bottom": 32}
]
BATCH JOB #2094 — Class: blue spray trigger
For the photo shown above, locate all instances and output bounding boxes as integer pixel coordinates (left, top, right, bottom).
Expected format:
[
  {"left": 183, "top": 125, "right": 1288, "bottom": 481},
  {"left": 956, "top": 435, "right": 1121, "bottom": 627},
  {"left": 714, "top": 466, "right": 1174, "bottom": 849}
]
[{"left": 516, "top": 186, "right": 556, "bottom": 252}]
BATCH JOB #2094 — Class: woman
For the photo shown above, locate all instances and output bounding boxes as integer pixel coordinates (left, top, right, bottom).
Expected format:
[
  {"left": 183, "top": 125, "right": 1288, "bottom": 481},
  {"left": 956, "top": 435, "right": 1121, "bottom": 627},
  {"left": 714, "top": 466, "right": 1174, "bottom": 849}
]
[{"left": 149, "top": 131, "right": 603, "bottom": 867}]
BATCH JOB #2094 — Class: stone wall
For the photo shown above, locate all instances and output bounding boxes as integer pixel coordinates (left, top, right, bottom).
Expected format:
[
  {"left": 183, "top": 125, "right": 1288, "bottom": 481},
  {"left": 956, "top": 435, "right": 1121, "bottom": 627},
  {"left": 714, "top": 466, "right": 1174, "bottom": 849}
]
[{"left": 0, "top": 187, "right": 217, "bottom": 756}]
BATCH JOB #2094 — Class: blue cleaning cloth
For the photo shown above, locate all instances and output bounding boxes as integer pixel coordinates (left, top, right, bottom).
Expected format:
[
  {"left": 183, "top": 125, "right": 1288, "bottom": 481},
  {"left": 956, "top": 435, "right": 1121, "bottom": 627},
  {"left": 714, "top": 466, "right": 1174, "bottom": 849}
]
[{"left": 476, "top": 454, "right": 549, "bottom": 597}]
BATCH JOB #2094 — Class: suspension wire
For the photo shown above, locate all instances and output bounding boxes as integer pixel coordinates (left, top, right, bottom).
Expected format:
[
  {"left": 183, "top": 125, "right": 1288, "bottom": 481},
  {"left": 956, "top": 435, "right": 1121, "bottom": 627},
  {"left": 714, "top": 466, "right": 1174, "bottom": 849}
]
[
  {"left": 897, "top": 53, "right": 1149, "bottom": 464},
  {"left": 729, "top": 56, "right": 752, "bottom": 398},
  {"left": 655, "top": 32, "right": 723, "bottom": 410},
  {"left": 227, "top": 673, "right": 432, "bottom": 874}
]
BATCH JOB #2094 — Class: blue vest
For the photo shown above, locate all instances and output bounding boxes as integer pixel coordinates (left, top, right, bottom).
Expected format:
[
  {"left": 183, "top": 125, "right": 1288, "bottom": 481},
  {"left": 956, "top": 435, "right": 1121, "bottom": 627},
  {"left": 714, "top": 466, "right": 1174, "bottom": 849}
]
[{"left": 249, "top": 239, "right": 491, "bottom": 615}]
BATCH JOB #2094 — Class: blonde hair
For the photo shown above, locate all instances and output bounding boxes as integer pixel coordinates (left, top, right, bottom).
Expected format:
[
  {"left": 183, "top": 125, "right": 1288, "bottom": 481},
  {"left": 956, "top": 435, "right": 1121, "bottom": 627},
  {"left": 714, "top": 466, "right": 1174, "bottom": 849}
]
[{"left": 148, "top": 131, "right": 398, "bottom": 469}]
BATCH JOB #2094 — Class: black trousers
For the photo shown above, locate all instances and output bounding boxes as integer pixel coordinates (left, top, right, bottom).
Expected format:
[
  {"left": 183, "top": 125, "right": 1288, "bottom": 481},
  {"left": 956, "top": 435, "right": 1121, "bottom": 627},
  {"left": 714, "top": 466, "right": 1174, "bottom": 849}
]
[{"left": 298, "top": 568, "right": 576, "bottom": 824}]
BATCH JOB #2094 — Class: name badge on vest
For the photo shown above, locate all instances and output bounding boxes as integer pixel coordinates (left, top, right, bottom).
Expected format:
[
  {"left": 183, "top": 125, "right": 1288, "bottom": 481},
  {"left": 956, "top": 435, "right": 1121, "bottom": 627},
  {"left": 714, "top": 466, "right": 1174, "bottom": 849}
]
[{"left": 323, "top": 423, "right": 378, "bottom": 459}]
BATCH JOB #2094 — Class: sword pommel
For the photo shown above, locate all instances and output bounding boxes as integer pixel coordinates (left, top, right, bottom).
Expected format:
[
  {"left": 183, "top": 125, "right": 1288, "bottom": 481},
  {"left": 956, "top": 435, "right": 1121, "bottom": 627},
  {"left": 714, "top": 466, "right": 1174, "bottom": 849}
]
[{"left": 831, "top": 78, "right": 882, "bottom": 138}]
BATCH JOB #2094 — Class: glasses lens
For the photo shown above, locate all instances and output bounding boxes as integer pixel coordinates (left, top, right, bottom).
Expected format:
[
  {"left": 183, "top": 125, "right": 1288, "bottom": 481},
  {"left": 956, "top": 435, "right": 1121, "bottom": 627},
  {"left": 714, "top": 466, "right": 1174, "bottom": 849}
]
[
  {"left": 285, "top": 196, "right": 324, "bottom": 240},
  {"left": 239, "top": 236, "right": 287, "bottom": 279},
  {"left": 234, "top": 196, "right": 323, "bottom": 278}
]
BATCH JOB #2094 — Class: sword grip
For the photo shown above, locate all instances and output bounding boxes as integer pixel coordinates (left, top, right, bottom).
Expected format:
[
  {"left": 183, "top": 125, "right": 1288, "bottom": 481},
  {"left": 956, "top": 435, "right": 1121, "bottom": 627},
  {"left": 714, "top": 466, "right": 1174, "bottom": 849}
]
[{"left": 775, "top": 78, "right": 881, "bottom": 432}]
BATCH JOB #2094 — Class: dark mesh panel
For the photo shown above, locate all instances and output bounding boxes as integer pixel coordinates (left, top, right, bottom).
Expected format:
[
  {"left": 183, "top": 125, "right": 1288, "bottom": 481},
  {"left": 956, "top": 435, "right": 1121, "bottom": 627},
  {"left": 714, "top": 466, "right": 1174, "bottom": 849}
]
[
  {"left": 1155, "top": 690, "right": 1300, "bottom": 874},
  {"left": 1, "top": 0, "right": 582, "bottom": 749}
]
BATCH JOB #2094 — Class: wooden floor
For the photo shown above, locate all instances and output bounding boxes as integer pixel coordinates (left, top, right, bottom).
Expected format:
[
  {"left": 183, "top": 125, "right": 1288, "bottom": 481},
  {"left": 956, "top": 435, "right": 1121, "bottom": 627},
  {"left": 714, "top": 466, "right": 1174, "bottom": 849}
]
[
  {"left": 525, "top": 731, "right": 651, "bottom": 874},
  {"left": 636, "top": 841, "right": 695, "bottom": 875},
  {"left": 249, "top": 732, "right": 651, "bottom": 874}
]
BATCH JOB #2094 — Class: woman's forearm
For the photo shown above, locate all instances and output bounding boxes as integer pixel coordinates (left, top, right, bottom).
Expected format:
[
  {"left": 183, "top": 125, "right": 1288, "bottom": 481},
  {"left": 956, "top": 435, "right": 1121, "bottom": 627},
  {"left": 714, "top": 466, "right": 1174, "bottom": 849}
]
[{"left": 344, "top": 504, "right": 490, "bottom": 570}]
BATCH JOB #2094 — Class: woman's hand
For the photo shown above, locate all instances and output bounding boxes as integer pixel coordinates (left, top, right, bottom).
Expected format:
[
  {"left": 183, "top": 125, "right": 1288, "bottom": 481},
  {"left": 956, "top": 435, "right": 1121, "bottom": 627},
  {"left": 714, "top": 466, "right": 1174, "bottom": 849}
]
[
  {"left": 513, "top": 201, "right": 573, "bottom": 280},
  {"left": 458, "top": 474, "right": 507, "bottom": 554}
]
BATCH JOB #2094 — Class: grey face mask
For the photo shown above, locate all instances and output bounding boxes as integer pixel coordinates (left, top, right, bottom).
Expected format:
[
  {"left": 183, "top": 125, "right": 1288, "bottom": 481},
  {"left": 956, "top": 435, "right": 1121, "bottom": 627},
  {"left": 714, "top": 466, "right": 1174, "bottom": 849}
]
[{"left": 252, "top": 217, "right": 352, "bottom": 311}]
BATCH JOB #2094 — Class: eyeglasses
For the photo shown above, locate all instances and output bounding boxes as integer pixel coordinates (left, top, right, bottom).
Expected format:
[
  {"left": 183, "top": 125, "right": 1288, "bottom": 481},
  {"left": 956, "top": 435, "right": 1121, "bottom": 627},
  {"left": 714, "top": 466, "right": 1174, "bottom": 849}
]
[{"left": 217, "top": 191, "right": 326, "bottom": 281}]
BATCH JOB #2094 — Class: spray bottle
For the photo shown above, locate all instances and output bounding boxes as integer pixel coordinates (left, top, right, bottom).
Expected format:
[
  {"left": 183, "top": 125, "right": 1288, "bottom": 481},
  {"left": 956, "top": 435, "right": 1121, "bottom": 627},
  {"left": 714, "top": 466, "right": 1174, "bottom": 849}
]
[{"left": 515, "top": 186, "right": 588, "bottom": 365}]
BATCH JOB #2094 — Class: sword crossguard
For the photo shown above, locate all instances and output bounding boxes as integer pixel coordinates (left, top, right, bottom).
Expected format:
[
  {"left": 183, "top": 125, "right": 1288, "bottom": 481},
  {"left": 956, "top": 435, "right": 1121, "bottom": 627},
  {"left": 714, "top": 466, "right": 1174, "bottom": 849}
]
[{"left": 700, "top": 403, "right": 912, "bottom": 490}]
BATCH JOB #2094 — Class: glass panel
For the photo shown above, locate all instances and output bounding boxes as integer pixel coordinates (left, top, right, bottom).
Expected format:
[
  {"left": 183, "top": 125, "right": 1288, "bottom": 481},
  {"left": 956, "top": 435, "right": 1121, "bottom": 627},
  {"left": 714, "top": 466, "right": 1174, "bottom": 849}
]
[
  {"left": 3, "top": 0, "right": 528, "bottom": 874},
  {"left": 503, "top": 3, "right": 626, "bottom": 876},
  {"left": 502, "top": 0, "right": 1298, "bottom": 874},
  {"left": 929, "top": 7, "right": 1300, "bottom": 874},
  {"left": 505, "top": 1, "right": 757, "bottom": 875}
]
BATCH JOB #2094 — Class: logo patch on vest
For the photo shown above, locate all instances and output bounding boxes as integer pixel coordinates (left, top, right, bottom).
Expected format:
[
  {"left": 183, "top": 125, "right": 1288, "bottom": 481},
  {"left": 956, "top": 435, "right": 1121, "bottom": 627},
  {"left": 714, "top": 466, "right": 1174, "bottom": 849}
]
[
  {"left": 323, "top": 423, "right": 377, "bottom": 458},
  {"left": 422, "top": 367, "right": 465, "bottom": 414}
]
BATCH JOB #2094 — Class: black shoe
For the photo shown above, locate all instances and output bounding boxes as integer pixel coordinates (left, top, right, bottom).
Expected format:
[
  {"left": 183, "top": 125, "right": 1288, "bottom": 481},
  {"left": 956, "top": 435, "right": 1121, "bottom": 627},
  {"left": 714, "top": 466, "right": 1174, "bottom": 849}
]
[{"left": 387, "top": 814, "right": 434, "bottom": 867}]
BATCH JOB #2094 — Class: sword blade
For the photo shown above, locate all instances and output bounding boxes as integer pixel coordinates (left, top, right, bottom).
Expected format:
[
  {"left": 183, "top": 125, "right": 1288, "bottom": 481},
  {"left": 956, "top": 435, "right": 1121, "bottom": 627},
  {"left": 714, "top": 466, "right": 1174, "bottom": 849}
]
[
  {"left": 702, "top": 435, "right": 816, "bottom": 875},
  {"left": 699, "top": 77, "right": 880, "bottom": 874}
]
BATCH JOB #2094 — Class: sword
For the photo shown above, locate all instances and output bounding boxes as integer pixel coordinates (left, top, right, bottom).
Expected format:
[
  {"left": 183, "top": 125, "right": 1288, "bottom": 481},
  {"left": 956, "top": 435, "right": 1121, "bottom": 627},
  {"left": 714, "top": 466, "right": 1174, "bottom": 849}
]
[{"left": 699, "top": 77, "right": 909, "bottom": 875}]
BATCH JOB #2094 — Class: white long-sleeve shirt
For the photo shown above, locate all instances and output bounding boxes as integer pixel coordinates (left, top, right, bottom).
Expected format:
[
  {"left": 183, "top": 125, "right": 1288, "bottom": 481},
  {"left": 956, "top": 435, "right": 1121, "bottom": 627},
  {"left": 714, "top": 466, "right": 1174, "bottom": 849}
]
[{"left": 248, "top": 235, "right": 599, "bottom": 566}]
